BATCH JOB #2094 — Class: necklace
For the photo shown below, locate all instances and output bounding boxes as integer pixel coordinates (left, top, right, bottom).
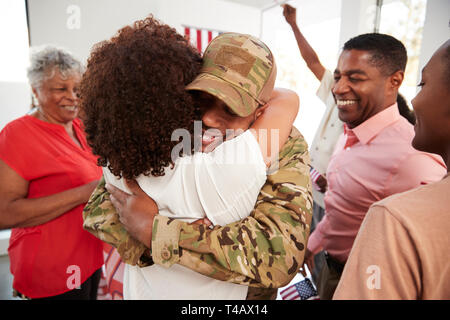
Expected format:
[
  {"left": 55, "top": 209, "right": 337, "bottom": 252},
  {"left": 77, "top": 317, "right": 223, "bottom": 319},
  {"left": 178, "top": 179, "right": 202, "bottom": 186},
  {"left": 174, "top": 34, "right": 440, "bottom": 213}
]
[{"left": 36, "top": 107, "right": 53, "bottom": 123}]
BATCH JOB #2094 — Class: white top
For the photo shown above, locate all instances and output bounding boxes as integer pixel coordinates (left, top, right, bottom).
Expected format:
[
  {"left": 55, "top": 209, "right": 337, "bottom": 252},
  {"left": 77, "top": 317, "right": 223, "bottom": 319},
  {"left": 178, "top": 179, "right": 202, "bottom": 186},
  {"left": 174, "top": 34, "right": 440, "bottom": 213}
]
[
  {"left": 103, "top": 130, "right": 267, "bottom": 300},
  {"left": 309, "top": 70, "right": 343, "bottom": 208}
]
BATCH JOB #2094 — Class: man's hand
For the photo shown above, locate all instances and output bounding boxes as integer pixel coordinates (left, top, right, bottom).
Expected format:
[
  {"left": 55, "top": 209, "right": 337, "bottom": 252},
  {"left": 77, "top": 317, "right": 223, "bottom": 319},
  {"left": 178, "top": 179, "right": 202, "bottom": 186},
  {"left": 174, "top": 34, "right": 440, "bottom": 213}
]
[
  {"left": 282, "top": 4, "right": 297, "bottom": 27},
  {"left": 106, "top": 180, "right": 158, "bottom": 248}
]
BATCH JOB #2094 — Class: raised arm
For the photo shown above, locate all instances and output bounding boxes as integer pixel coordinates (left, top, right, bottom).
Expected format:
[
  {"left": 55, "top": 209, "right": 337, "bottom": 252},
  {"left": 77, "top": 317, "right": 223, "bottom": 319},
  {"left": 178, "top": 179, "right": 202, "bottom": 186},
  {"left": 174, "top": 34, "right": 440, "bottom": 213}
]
[{"left": 282, "top": 4, "right": 325, "bottom": 81}]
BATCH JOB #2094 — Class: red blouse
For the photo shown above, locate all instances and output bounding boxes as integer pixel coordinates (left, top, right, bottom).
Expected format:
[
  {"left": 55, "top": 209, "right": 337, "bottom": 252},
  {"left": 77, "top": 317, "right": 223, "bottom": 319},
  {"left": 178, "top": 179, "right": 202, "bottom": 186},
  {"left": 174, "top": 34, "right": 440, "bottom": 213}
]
[{"left": 0, "top": 115, "right": 103, "bottom": 298}]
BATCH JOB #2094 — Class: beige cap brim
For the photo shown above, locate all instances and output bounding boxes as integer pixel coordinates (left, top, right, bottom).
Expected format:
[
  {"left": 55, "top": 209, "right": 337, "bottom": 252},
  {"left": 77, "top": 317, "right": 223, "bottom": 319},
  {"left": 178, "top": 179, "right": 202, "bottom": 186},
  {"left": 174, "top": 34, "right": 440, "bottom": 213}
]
[{"left": 185, "top": 73, "right": 259, "bottom": 117}]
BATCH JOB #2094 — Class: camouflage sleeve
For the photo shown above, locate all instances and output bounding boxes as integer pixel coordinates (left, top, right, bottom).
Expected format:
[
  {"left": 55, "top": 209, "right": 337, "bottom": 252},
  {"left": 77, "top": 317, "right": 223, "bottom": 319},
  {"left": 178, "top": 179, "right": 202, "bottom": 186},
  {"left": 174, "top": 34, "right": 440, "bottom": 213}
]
[
  {"left": 82, "top": 177, "right": 152, "bottom": 267},
  {"left": 152, "top": 127, "right": 313, "bottom": 288}
]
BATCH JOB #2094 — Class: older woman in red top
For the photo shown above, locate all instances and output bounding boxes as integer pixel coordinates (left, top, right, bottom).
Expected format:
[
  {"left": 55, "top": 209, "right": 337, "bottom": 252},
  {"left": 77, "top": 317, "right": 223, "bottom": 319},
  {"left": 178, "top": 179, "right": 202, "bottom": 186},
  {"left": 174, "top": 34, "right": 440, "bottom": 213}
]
[{"left": 0, "top": 46, "right": 103, "bottom": 299}]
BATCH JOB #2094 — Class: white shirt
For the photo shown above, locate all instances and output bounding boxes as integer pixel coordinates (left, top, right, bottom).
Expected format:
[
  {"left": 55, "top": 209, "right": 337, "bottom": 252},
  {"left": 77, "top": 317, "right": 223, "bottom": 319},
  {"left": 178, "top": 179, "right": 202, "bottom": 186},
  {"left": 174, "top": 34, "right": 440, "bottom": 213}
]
[
  {"left": 103, "top": 130, "right": 267, "bottom": 299},
  {"left": 309, "top": 70, "right": 343, "bottom": 208}
]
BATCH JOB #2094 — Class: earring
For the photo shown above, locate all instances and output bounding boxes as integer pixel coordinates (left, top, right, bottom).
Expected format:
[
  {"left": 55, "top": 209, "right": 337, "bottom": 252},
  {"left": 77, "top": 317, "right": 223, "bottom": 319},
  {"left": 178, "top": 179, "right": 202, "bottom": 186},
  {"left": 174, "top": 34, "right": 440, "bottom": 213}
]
[{"left": 31, "top": 95, "right": 37, "bottom": 110}]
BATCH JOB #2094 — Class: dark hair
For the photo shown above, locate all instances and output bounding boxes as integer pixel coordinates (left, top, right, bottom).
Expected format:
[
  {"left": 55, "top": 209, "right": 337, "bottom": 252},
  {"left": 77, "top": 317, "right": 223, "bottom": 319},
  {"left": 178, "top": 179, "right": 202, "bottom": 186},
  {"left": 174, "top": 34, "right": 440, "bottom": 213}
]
[
  {"left": 343, "top": 33, "right": 407, "bottom": 76},
  {"left": 80, "top": 16, "right": 202, "bottom": 179},
  {"left": 396, "top": 93, "right": 415, "bottom": 125}
]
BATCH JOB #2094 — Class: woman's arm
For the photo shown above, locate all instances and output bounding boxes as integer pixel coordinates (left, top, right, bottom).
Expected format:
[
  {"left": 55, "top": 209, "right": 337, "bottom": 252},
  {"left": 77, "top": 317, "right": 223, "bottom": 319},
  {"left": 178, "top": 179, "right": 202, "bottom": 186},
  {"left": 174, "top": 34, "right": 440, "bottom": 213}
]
[
  {"left": 250, "top": 88, "right": 299, "bottom": 167},
  {"left": 0, "top": 159, "right": 99, "bottom": 229}
]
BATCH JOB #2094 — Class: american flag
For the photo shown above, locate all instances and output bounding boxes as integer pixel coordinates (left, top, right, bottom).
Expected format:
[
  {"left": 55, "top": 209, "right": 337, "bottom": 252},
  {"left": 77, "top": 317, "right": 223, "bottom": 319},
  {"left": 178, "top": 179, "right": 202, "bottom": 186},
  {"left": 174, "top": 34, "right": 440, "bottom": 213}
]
[
  {"left": 97, "top": 243, "right": 124, "bottom": 300},
  {"left": 310, "top": 166, "right": 324, "bottom": 191},
  {"left": 184, "top": 26, "right": 222, "bottom": 53},
  {"left": 309, "top": 167, "right": 322, "bottom": 183},
  {"left": 280, "top": 278, "right": 320, "bottom": 300}
]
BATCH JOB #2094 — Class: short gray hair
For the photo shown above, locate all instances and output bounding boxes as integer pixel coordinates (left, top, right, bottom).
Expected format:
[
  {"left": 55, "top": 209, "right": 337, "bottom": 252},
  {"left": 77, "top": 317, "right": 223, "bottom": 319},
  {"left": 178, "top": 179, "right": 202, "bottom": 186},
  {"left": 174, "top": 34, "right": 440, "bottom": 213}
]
[{"left": 27, "top": 45, "right": 84, "bottom": 89}]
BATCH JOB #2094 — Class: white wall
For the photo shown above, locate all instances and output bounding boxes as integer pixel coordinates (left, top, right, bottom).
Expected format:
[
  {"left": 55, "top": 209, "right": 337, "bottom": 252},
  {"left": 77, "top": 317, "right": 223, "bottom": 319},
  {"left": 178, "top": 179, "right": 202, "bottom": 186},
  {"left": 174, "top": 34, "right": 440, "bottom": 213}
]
[
  {"left": 27, "top": 0, "right": 261, "bottom": 63},
  {"left": 338, "top": 0, "right": 378, "bottom": 50},
  {"left": 0, "top": 83, "right": 32, "bottom": 131},
  {"left": 418, "top": 0, "right": 450, "bottom": 73},
  {"left": 0, "top": 0, "right": 31, "bottom": 131},
  {"left": 27, "top": 0, "right": 161, "bottom": 63},
  {"left": 0, "top": 230, "right": 11, "bottom": 256}
]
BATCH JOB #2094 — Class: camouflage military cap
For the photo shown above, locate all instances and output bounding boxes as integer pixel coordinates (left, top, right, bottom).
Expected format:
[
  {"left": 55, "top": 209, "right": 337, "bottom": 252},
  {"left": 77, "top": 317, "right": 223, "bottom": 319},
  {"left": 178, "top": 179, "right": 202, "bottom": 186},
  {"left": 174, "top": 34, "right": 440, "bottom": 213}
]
[{"left": 186, "top": 32, "right": 277, "bottom": 117}]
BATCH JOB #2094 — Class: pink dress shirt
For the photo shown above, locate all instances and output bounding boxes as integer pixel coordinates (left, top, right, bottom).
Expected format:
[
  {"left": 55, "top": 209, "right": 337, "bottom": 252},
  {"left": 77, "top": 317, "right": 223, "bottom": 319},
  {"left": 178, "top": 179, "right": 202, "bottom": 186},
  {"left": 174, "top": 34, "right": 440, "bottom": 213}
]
[{"left": 307, "top": 104, "right": 446, "bottom": 263}]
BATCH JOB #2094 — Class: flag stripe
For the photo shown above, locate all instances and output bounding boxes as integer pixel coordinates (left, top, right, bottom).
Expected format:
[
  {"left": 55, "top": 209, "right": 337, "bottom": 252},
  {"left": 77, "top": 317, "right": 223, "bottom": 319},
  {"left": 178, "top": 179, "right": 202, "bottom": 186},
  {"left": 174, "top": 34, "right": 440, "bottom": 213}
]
[
  {"left": 208, "top": 30, "right": 212, "bottom": 43},
  {"left": 280, "top": 279, "right": 319, "bottom": 300},
  {"left": 309, "top": 167, "right": 322, "bottom": 183},
  {"left": 97, "top": 243, "right": 124, "bottom": 300},
  {"left": 196, "top": 29, "right": 202, "bottom": 52},
  {"left": 284, "top": 291, "right": 300, "bottom": 300},
  {"left": 183, "top": 26, "right": 223, "bottom": 53}
]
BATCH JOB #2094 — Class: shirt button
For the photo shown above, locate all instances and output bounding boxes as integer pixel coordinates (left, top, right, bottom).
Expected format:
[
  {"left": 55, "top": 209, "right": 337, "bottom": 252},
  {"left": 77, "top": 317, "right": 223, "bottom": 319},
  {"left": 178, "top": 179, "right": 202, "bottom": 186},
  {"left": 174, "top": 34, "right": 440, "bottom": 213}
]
[{"left": 161, "top": 248, "right": 172, "bottom": 260}]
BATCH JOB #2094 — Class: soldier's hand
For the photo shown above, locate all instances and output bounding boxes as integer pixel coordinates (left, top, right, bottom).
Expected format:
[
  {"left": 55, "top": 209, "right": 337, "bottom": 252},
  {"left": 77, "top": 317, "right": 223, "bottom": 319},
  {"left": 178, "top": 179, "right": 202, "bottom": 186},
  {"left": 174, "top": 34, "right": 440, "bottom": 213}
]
[
  {"left": 106, "top": 180, "right": 158, "bottom": 248},
  {"left": 282, "top": 4, "right": 297, "bottom": 26}
]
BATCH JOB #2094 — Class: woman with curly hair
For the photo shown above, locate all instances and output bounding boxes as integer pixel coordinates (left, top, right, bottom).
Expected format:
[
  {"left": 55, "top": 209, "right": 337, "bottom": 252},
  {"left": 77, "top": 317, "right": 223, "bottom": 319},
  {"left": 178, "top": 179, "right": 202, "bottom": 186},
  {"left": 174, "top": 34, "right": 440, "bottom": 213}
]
[
  {"left": 81, "top": 16, "right": 300, "bottom": 299},
  {"left": 81, "top": 18, "right": 202, "bottom": 180}
]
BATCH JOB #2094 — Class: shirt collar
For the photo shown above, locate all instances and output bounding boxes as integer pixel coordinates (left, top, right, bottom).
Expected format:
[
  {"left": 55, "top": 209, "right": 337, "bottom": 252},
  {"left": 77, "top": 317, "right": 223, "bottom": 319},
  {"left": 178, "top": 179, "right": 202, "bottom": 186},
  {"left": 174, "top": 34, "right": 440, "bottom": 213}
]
[{"left": 351, "top": 103, "right": 401, "bottom": 145}]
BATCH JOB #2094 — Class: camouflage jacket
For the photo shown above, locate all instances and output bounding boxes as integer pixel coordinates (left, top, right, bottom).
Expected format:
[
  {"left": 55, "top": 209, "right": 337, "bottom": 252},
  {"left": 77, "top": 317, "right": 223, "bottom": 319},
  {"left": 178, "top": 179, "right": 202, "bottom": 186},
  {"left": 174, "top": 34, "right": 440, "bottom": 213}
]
[{"left": 83, "top": 127, "right": 313, "bottom": 289}]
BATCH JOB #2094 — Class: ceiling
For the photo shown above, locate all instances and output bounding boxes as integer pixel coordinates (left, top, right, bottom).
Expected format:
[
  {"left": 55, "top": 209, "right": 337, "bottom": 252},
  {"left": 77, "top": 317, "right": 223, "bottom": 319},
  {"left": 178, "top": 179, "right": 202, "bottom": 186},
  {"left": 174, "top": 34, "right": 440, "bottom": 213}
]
[{"left": 223, "top": 0, "right": 290, "bottom": 10}]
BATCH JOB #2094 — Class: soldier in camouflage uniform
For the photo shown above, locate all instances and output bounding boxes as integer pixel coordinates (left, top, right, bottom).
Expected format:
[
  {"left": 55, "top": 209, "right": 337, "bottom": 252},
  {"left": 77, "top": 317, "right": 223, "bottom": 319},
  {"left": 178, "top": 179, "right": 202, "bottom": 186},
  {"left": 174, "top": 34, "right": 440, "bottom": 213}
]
[{"left": 83, "top": 32, "right": 313, "bottom": 299}]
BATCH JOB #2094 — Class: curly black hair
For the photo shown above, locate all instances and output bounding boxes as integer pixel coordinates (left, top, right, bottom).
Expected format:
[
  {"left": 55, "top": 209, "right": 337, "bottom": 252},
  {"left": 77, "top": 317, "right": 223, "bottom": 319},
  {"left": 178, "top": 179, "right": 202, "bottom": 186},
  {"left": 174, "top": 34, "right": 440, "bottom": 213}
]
[{"left": 80, "top": 16, "right": 202, "bottom": 179}]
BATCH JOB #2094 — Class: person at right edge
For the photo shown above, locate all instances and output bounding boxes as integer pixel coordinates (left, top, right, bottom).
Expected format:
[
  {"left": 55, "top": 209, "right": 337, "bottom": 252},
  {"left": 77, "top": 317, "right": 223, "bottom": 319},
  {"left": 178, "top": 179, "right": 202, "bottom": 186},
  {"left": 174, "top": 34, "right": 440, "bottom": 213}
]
[{"left": 303, "top": 33, "right": 446, "bottom": 299}]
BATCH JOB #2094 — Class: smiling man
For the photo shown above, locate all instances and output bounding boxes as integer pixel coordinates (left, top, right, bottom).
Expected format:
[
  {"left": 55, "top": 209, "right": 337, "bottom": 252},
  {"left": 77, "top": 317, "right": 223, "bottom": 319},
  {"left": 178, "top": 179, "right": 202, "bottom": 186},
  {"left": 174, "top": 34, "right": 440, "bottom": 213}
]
[
  {"left": 303, "top": 33, "right": 446, "bottom": 299},
  {"left": 334, "top": 40, "right": 450, "bottom": 300}
]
